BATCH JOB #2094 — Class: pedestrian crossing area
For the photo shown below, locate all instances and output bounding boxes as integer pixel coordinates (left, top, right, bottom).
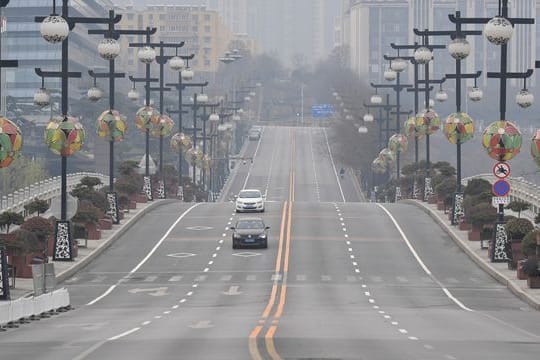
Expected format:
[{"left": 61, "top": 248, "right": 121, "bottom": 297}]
[{"left": 65, "top": 272, "right": 501, "bottom": 288}]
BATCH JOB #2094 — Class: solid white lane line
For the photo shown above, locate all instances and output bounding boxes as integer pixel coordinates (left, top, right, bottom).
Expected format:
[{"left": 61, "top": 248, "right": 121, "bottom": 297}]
[
  {"left": 377, "top": 204, "right": 473, "bottom": 312},
  {"left": 323, "top": 128, "right": 346, "bottom": 202},
  {"left": 142, "top": 321, "right": 151, "bottom": 325},
  {"left": 309, "top": 128, "right": 321, "bottom": 202},
  {"left": 87, "top": 203, "right": 201, "bottom": 306}
]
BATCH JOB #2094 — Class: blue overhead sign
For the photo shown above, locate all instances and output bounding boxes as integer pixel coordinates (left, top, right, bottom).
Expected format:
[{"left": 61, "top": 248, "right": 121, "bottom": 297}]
[{"left": 311, "top": 104, "right": 334, "bottom": 118}]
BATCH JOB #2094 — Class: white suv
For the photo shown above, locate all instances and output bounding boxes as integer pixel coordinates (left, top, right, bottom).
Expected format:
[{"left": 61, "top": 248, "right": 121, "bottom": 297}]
[{"left": 235, "top": 189, "right": 265, "bottom": 213}]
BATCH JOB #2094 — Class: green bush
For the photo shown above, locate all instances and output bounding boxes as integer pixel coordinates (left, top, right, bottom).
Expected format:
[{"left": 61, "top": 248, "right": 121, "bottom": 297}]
[
  {"left": 506, "top": 218, "right": 534, "bottom": 241},
  {"left": 24, "top": 198, "right": 50, "bottom": 216},
  {"left": 469, "top": 203, "right": 498, "bottom": 228},
  {"left": 522, "top": 229, "right": 540, "bottom": 257},
  {"left": 435, "top": 177, "right": 456, "bottom": 207},
  {"left": 0, "top": 211, "right": 24, "bottom": 234},
  {"left": 464, "top": 178, "right": 491, "bottom": 197},
  {"left": 522, "top": 258, "right": 540, "bottom": 277},
  {"left": 505, "top": 201, "right": 531, "bottom": 218}
]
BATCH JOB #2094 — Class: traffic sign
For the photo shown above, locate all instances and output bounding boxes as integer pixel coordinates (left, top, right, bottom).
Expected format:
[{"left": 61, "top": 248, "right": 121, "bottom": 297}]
[
  {"left": 492, "top": 179, "right": 511, "bottom": 197},
  {"left": 311, "top": 104, "right": 334, "bottom": 118},
  {"left": 493, "top": 162, "right": 510, "bottom": 179}
]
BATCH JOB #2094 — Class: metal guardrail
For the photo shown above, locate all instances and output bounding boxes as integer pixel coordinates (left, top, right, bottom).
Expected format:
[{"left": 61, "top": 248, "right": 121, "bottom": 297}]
[
  {"left": 462, "top": 174, "right": 540, "bottom": 219},
  {"left": 0, "top": 173, "right": 109, "bottom": 215}
]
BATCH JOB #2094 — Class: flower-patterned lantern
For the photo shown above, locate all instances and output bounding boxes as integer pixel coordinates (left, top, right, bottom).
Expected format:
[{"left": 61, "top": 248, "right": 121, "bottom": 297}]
[
  {"left": 531, "top": 129, "right": 540, "bottom": 168},
  {"left": 137, "top": 46, "right": 156, "bottom": 64},
  {"left": 135, "top": 106, "right": 160, "bottom": 131},
  {"left": 378, "top": 148, "right": 396, "bottom": 164},
  {"left": 516, "top": 89, "right": 534, "bottom": 108},
  {"left": 40, "top": 15, "right": 69, "bottom": 44},
  {"left": 371, "top": 157, "right": 387, "bottom": 174},
  {"left": 150, "top": 114, "right": 174, "bottom": 137},
  {"left": 384, "top": 69, "right": 397, "bottom": 81},
  {"left": 443, "top": 112, "right": 475, "bottom": 145},
  {"left": 482, "top": 120, "right": 522, "bottom": 161},
  {"left": 388, "top": 134, "right": 408, "bottom": 153},
  {"left": 469, "top": 87, "right": 483, "bottom": 102},
  {"left": 448, "top": 37, "right": 471, "bottom": 60},
  {"left": 33, "top": 88, "right": 50, "bottom": 108},
  {"left": 170, "top": 132, "right": 192, "bottom": 152},
  {"left": 484, "top": 16, "right": 514, "bottom": 45},
  {"left": 98, "top": 38, "right": 120, "bottom": 60},
  {"left": 403, "top": 116, "right": 417, "bottom": 138},
  {"left": 0, "top": 116, "right": 23, "bottom": 168},
  {"left": 96, "top": 110, "right": 127, "bottom": 142},
  {"left": 186, "top": 148, "right": 203, "bottom": 166},
  {"left": 44, "top": 116, "right": 85, "bottom": 156},
  {"left": 414, "top": 46, "right": 432, "bottom": 64},
  {"left": 415, "top": 110, "right": 441, "bottom": 136}
]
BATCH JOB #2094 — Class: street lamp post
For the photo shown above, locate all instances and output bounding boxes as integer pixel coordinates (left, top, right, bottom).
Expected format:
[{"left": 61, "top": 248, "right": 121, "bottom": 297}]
[{"left": 35, "top": 0, "right": 121, "bottom": 261}]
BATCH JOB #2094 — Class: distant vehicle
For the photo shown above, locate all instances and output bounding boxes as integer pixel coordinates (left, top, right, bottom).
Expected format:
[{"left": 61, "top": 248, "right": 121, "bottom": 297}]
[
  {"left": 248, "top": 129, "right": 261, "bottom": 140},
  {"left": 230, "top": 217, "right": 269, "bottom": 249},
  {"left": 251, "top": 125, "right": 263, "bottom": 133},
  {"left": 340, "top": 167, "right": 345, "bottom": 179},
  {"left": 235, "top": 189, "right": 265, "bottom": 212}
]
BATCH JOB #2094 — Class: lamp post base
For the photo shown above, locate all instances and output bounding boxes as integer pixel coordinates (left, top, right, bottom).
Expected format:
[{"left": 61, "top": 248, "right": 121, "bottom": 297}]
[
  {"left": 157, "top": 180, "right": 166, "bottom": 199},
  {"left": 424, "top": 177, "right": 434, "bottom": 202},
  {"left": 143, "top": 176, "right": 153, "bottom": 201},
  {"left": 451, "top": 192, "right": 464, "bottom": 225},
  {"left": 53, "top": 220, "right": 73, "bottom": 261},
  {"left": 106, "top": 192, "right": 120, "bottom": 225},
  {"left": 0, "top": 246, "right": 10, "bottom": 300},
  {"left": 395, "top": 186, "right": 402, "bottom": 202},
  {"left": 177, "top": 186, "right": 184, "bottom": 201},
  {"left": 412, "top": 179, "right": 420, "bottom": 200},
  {"left": 490, "top": 221, "right": 510, "bottom": 263}
]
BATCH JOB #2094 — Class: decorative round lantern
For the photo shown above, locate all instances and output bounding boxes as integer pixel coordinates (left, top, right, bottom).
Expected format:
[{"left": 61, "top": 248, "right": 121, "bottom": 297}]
[
  {"left": 128, "top": 88, "right": 139, "bottom": 101},
  {"left": 87, "top": 87, "right": 103, "bottom": 102},
  {"left": 44, "top": 116, "right": 85, "bottom": 156},
  {"left": 33, "top": 88, "right": 51, "bottom": 108},
  {"left": 363, "top": 113, "right": 374, "bottom": 123},
  {"left": 482, "top": 120, "right": 522, "bottom": 161},
  {"left": 98, "top": 38, "right": 120, "bottom": 60},
  {"left": 345, "top": 114, "right": 353, "bottom": 121},
  {"left": 169, "top": 56, "right": 185, "bottom": 71},
  {"left": 384, "top": 69, "right": 397, "bottom": 81},
  {"left": 170, "top": 132, "right": 192, "bottom": 152},
  {"left": 388, "top": 134, "right": 408, "bottom": 153},
  {"left": 137, "top": 46, "right": 156, "bottom": 64},
  {"left": 390, "top": 58, "right": 407, "bottom": 73},
  {"left": 225, "top": 123, "right": 233, "bottom": 130},
  {"left": 484, "top": 16, "right": 514, "bottom": 45},
  {"left": 209, "top": 113, "right": 220, "bottom": 122},
  {"left": 370, "top": 94, "right": 382, "bottom": 104},
  {"left": 416, "top": 110, "right": 441, "bottom": 136},
  {"left": 250, "top": 91, "right": 256, "bottom": 97},
  {"left": 403, "top": 116, "right": 417, "bottom": 138},
  {"left": 371, "top": 157, "right": 387, "bottom": 174},
  {"left": 0, "top": 116, "right": 23, "bottom": 168},
  {"left": 40, "top": 15, "right": 69, "bottom": 44},
  {"left": 201, "top": 154, "right": 212, "bottom": 170},
  {"left": 150, "top": 114, "right": 174, "bottom": 137},
  {"left": 469, "top": 87, "right": 483, "bottom": 102},
  {"left": 531, "top": 129, "right": 540, "bottom": 168},
  {"left": 443, "top": 112, "right": 475, "bottom": 145},
  {"left": 414, "top": 46, "right": 433, "bottom": 64},
  {"left": 181, "top": 68, "right": 194, "bottom": 81},
  {"left": 232, "top": 114, "right": 241, "bottom": 122},
  {"left": 186, "top": 148, "right": 203, "bottom": 166},
  {"left": 135, "top": 106, "right": 160, "bottom": 131},
  {"left": 358, "top": 126, "right": 368, "bottom": 134},
  {"left": 96, "top": 110, "right": 127, "bottom": 142},
  {"left": 332, "top": 91, "right": 339, "bottom": 98},
  {"left": 516, "top": 89, "right": 534, "bottom": 108},
  {"left": 448, "top": 37, "right": 471, "bottom": 60},
  {"left": 435, "top": 90, "right": 448, "bottom": 102},
  {"left": 197, "top": 93, "right": 209, "bottom": 103},
  {"left": 378, "top": 148, "right": 396, "bottom": 164}
]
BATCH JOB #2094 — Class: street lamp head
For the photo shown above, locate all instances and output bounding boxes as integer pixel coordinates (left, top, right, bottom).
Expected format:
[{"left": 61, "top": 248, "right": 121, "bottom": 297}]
[
  {"left": 448, "top": 37, "right": 470, "bottom": 60},
  {"left": 516, "top": 89, "right": 534, "bottom": 108},
  {"left": 484, "top": 16, "right": 514, "bottom": 45},
  {"left": 87, "top": 86, "right": 103, "bottom": 102},
  {"left": 358, "top": 126, "right": 368, "bottom": 134},
  {"left": 435, "top": 90, "right": 448, "bottom": 102},
  {"left": 169, "top": 56, "right": 185, "bottom": 71},
  {"left": 468, "top": 87, "right": 483, "bottom": 102},
  {"left": 40, "top": 15, "right": 69, "bottom": 44},
  {"left": 232, "top": 114, "right": 241, "bottom": 121},
  {"left": 128, "top": 88, "right": 139, "bottom": 101},
  {"left": 345, "top": 114, "right": 353, "bottom": 121},
  {"left": 237, "top": 108, "right": 244, "bottom": 114},
  {"left": 244, "top": 96, "right": 251, "bottom": 102},
  {"left": 225, "top": 122, "right": 233, "bottom": 130},
  {"left": 231, "top": 49, "right": 242, "bottom": 60},
  {"left": 414, "top": 46, "right": 433, "bottom": 64},
  {"left": 209, "top": 113, "right": 220, "bottom": 122},
  {"left": 181, "top": 68, "right": 194, "bottom": 81},
  {"left": 370, "top": 94, "right": 383, "bottom": 104},
  {"left": 363, "top": 113, "right": 374, "bottom": 123},
  {"left": 98, "top": 38, "right": 120, "bottom": 60},
  {"left": 217, "top": 124, "right": 227, "bottom": 132},
  {"left": 33, "top": 88, "right": 50, "bottom": 108},
  {"left": 249, "top": 91, "right": 256, "bottom": 97},
  {"left": 332, "top": 91, "right": 339, "bottom": 98},
  {"left": 390, "top": 58, "right": 407, "bottom": 73},
  {"left": 137, "top": 46, "right": 156, "bottom": 64},
  {"left": 383, "top": 69, "right": 397, "bottom": 81},
  {"left": 197, "top": 93, "right": 209, "bottom": 103}
]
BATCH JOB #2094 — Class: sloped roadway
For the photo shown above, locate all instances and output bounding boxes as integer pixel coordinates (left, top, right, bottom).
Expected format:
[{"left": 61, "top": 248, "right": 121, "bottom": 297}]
[{"left": 0, "top": 126, "right": 539, "bottom": 359}]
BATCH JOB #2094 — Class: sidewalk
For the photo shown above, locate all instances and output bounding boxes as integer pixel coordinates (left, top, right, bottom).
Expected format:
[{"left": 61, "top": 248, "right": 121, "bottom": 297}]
[
  {"left": 405, "top": 199, "right": 540, "bottom": 311},
  {"left": 7, "top": 199, "right": 176, "bottom": 301}
]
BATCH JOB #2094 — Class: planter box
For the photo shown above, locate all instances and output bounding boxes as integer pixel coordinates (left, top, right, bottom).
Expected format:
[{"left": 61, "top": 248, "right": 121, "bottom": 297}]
[
  {"left": 437, "top": 201, "right": 445, "bottom": 210},
  {"left": 87, "top": 228, "right": 101, "bottom": 240},
  {"left": 459, "top": 221, "right": 472, "bottom": 231},
  {"left": 428, "top": 196, "right": 437, "bottom": 204},
  {"left": 517, "top": 260, "right": 528, "bottom": 280},
  {"left": 468, "top": 230, "right": 481, "bottom": 241},
  {"left": 128, "top": 200, "right": 137, "bottom": 209},
  {"left": 527, "top": 276, "right": 540, "bottom": 289},
  {"left": 98, "top": 218, "right": 113, "bottom": 230},
  {"left": 509, "top": 241, "right": 523, "bottom": 270},
  {"left": 134, "top": 194, "right": 147, "bottom": 203},
  {"left": 8, "top": 253, "right": 44, "bottom": 279}
]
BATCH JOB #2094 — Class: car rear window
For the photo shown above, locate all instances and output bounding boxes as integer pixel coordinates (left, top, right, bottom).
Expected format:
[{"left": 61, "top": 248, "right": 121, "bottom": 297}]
[
  {"left": 239, "top": 191, "right": 261, "bottom": 198},
  {"left": 236, "top": 220, "right": 265, "bottom": 229}
]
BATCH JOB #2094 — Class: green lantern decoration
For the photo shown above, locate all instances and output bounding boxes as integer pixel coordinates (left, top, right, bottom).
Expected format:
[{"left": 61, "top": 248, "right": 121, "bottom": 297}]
[
  {"left": 97, "top": 109, "right": 127, "bottom": 142},
  {"left": 415, "top": 109, "right": 441, "bottom": 136},
  {"left": 135, "top": 106, "right": 160, "bottom": 131},
  {"left": 378, "top": 148, "right": 396, "bottom": 164},
  {"left": 170, "top": 132, "right": 192, "bottom": 152},
  {"left": 443, "top": 112, "right": 475, "bottom": 145},
  {"left": 44, "top": 116, "right": 85, "bottom": 156},
  {"left": 482, "top": 120, "right": 522, "bottom": 161},
  {"left": 403, "top": 116, "right": 417, "bottom": 138},
  {"left": 0, "top": 116, "right": 23, "bottom": 168},
  {"left": 371, "top": 157, "right": 386, "bottom": 174},
  {"left": 388, "top": 133, "right": 408, "bottom": 153},
  {"left": 531, "top": 129, "right": 540, "bottom": 168},
  {"left": 150, "top": 114, "right": 174, "bottom": 137},
  {"left": 186, "top": 147, "right": 203, "bottom": 166}
]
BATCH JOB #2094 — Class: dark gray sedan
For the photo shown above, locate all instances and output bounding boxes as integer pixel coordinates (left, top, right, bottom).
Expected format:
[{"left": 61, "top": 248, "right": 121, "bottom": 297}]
[{"left": 230, "top": 217, "right": 269, "bottom": 249}]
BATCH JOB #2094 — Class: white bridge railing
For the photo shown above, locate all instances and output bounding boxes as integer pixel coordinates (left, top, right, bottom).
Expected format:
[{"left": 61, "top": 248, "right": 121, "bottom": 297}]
[{"left": 0, "top": 172, "right": 109, "bottom": 215}]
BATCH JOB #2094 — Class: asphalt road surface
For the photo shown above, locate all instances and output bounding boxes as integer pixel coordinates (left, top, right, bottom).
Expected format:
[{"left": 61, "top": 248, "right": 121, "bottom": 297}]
[{"left": 0, "top": 126, "right": 539, "bottom": 359}]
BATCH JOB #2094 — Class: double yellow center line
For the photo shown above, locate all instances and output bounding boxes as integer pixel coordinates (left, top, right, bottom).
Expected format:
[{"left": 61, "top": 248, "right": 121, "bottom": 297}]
[{"left": 249, "top": 132, "right": 295, "bottom": 360}]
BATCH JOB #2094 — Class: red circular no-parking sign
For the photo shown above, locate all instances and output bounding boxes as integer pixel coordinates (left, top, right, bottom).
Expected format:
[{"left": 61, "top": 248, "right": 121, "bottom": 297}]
[{"left": 492, "top": 179, "right": 511, "bottom": 197}]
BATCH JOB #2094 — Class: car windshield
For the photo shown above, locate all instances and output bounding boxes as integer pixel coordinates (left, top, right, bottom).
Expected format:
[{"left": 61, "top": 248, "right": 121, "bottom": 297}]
[
  {"left": 236, "top": 219, "right": 265, "bottom": 229},
  {"left": 239, "top": 191, "right": 261, "bottom": 198}
]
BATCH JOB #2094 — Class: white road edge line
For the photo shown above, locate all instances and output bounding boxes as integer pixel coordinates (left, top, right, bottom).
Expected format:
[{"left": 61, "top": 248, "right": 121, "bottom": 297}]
[
  {"left": 377, "top": 204, "right": 473, "bottom": 312},
  {"left": 86, "top": 203, "right": 201, "bottom": 306},
  {"left": 323, "top": 128, "right": 346, "bottom": 203}
]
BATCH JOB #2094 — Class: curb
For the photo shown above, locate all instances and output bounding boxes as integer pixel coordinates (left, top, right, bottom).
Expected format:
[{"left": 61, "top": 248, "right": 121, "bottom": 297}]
[
  {"left": 403, "top": 199, "right": 540, "bottom": 311},
  {"left": 55, "top": 199, "right": 177, "bottom": 284}
]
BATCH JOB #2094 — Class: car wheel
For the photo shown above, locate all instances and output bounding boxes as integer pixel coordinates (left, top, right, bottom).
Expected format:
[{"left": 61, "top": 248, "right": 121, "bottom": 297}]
[
  {"left": 260, "top": 208, "right": 265, "bottom": 213},
  {"left": 262, "top": 239, "right": 268, "bottom": 249},
  {"left": 233, "top": 241, "right": 238, "bottom": 249}
]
